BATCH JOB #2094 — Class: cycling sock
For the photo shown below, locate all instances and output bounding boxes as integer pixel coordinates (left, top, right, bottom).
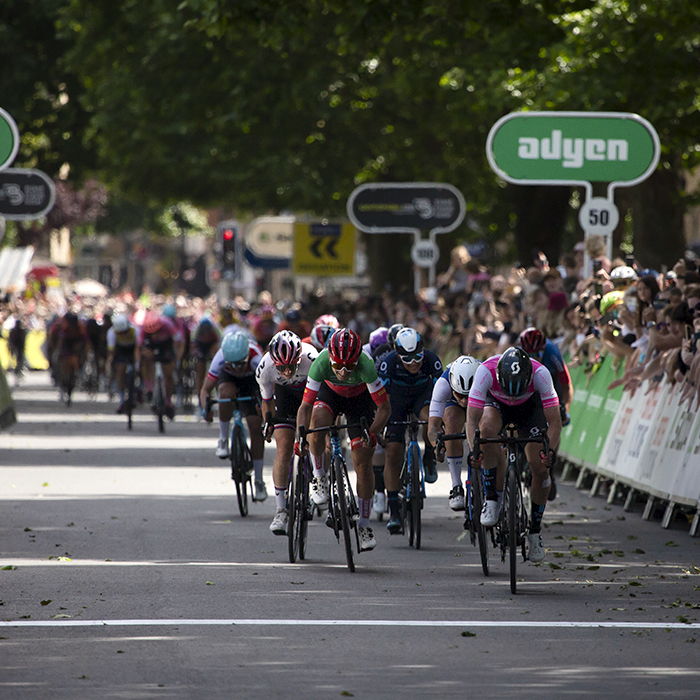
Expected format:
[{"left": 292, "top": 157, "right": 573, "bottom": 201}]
[
  {"left": 311, "top": 453, "right": 325, "bottom": 479},
  {"left": 373, "top": 463, "right": 385, "bottom": 491},
  {"left": 275, "top": 487, "right": 286, "bottom": 510},
  {"left": 482, "top": 468, "right": 497, "bottom": 500},
  {"left": 253, "top": 459, "right": 264, "bottom": 482},
  {"left": 387, "top": 490, "right": 400, "bottom": 519},
  {"left": 447, "top": 457, "right": 463, "bottom": 488},
  {"left": 358, "top": 498, "right": 371, "bottom": 527},
  {"left": 219, "top": 421, "right": 230, "bottom": 441},
  {"left": 530, "top": 502, "right": 546, "bottom": 533}
]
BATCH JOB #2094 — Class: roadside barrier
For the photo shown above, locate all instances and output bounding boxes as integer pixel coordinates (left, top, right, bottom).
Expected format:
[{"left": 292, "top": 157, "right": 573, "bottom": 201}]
[
  {"left": 0, "top": 365, "right": 16, "bottom": 430},
  {"left": 0, "top": 330, "right": 49, "bottom": 370},
  {"left": 558, "top": 353, "right": 700, "bottom": 537}
]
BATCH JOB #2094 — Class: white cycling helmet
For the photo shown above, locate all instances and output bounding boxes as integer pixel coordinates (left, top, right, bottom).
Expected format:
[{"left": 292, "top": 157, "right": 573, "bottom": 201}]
[
  {"left": 112, "top": 314, "right": 130, "bottom": 334},
  {"left": 448, "top": 355, "right": 480, "bottom": 395},
  {"left": 610, "top": 265, "right": 638, "bottom": 283}
]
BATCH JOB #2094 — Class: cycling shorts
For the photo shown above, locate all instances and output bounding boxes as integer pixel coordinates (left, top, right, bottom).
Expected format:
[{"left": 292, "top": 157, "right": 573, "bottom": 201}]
[
  {"left": 142, "top": 339, "right": 175, "bottom": 364},
  {"left": 217, "top": 373, "right": 261, "bottom": 418},
  {"left": 384, "top": 383, "right": 433, "bottom": 444},
  {"left": 271, "top": 384, "right": 305, "bottom": 428},
  {"left": 483, "top": 392, "right": 548, "bottom": 438},
  {"left": 315, "top": 382, "right": 376, "bottom": 441},
  {"left": 112, "top": 347, "right": 136, "bottom": 364}
]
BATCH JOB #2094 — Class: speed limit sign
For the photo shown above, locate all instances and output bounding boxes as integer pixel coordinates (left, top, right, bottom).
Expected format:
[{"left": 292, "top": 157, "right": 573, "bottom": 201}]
[{"left": 578, "top": 197, "right": 619, "bottom": 235}]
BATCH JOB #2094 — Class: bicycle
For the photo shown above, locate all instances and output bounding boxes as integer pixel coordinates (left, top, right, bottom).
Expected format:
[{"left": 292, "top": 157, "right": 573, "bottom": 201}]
[
  {"left": 207, "top": 396, "right": 257, "bottom": 517},
  {"left": 152, "top": 359, "right": 167, "bottom": 433},
  {"left": 177, "top": 355, "right": 197, "bottom": 413},
  {"left": 437, "top": 430, "right": 489, "bottom": 576},
  {"left": 287, "top": 442, "right": 314, "bottom": 564},
  {"left": 472, "top": 426, "right": 549, "bottom": 594},
  {"left": 122, "top": 360, "right": 138, "bottom": 431},
  {"left": 297, "top": 418, "right": 368, "bottom": 572},
  {"left": 387, "top": 411, "right": 427, "bottom": 549}
]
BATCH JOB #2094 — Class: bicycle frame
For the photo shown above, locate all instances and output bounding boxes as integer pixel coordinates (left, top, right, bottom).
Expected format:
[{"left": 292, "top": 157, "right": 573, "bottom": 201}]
[{"left": 472, "top": 426, "right": 549, "bottom": 594}]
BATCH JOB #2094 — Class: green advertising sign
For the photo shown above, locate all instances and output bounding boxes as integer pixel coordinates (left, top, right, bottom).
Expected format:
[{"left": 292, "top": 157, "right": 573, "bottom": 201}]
[
  {"left": 486, "top": 111, "right": 659, "bottom": 186},
  {"left": 0, "top": 108, "right": 20, "bottom": 172}
]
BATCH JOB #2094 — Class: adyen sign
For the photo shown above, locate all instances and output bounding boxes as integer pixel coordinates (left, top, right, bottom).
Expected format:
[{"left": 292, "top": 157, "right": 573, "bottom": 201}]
[{"left": 486, "top": 112, "right": 660, "bottom": 186}]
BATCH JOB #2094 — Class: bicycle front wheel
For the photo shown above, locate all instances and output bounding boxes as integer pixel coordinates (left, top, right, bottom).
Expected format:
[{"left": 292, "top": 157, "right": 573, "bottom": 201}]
[
  {"left": 231, "top": 425, "right": 250, "bottom": 517},
  {"left": 507, "top": 467, "right": 519, "bottom": 594},
  {"left": 155, "top": 376, "right": 165, "bottom": 433},
  {"left": 471, "top": 466, "right": 489, "bottom": 577},
  {"left": 408, "top": 444, "right": 422, "bottom": 549},
  {"left": 288, "top": 454, "right": 310, "bottom": 563},
  {"left": 334, "top": 455, "right": 355, "bottom": 572}
]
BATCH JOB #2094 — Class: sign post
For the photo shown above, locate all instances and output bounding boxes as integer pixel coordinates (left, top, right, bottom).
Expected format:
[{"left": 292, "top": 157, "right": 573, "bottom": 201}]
[
  {"left": 486, "top": 111, "right": 660, "bottom": 262},
  {"left": 347, "top": 182, "right": 465, "bottom": 294}
]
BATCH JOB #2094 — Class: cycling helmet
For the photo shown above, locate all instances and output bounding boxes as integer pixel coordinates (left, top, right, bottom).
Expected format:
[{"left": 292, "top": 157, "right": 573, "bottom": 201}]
[
  {"left": 309, "top": 324, "right": 335, "bottom": 351},
  {"left": 268, "top": 330, "right": 302, "bottom": 368},
  {"left": 314, "top": 313, "right": 340, "bottom": 329},
  {"left": 387, "top": 323, "right": 405, "bottom": 349},
  {"left": 599, "top": 291, "right": 625, "bottom": 316},
  {"left": 496, "top": 347, "right": 533, "bottom": 398},
  {"left": 143, "top": 312, "right": 163, "bottom": 335},
  {"left": 448, "top": 356, "right": 480, "bottom": 395},
  {"left": 369, "top": 326, "right": 388, "bottom": 352},
  {"left": 327, "top": 328, "right": 362, "bottom": 366},
  {"left": 162, "top": 304, "right": 177, "bottom": 319},
  {"left": 394, "top": 327, "right": 424, "bottom": 360},
  {"left": 221, "top": 331, "right": 250, "bottom": 363},
  {"left": 610, "top": 265, "right": 638, "bottom": 284},
  {"left": 518, "top": 327, "right": 546, "bottom": 355},
  {"left": 112, "top": 314, "right": 130, "bottom": 334}
]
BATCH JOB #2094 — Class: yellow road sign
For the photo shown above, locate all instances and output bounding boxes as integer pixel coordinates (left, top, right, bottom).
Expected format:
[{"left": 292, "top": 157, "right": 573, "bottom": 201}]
[{"left": 293, "top": 222, "right": 355, "bottom": 277}]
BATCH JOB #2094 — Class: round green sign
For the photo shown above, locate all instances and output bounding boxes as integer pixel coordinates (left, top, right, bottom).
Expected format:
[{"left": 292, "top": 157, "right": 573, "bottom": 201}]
[
  {"left": 487, "top": 111, "right": 660, "bottom": 186},
  {"left": 0, "top": 107, "right": 20, "bottom": 172}
]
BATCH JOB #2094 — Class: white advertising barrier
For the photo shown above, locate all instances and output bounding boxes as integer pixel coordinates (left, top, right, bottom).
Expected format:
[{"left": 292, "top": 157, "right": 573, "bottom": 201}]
[{"left": 598, "top": 378, "right": 700, "bottom": 509}]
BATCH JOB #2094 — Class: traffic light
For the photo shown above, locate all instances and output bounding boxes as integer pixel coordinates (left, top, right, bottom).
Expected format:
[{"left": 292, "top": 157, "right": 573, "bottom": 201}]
[{"left": 216, "top": 221, "right": 238, "bottom": 272}]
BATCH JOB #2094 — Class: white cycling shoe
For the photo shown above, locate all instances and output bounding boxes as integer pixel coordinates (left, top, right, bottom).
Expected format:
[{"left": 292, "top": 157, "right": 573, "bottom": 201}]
[
  {"left": 359, "top": 526, "right": 376, "bottom": 551},
  {"left": 269, "top": 508, "right": 288, "bottom": 536},
  {"left": 527, "top": 532, "right": 546, "bottom": 562},
  {"left": 215, "top": 438, "right": 229, "bottom": 459},
  {"left": 310, "top": 474, "right": 329, "bottom": 506},
  {"left": 480, "top": 499, "right": 499, "bottom": 527}
]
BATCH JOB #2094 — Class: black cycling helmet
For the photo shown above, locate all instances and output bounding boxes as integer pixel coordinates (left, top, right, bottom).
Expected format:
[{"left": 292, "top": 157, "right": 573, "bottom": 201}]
[
  {"left": 387, "top": 323, "right": 405, "bottom": 350},
  {"left": 496, "top": 347, "right": 533, "bottom": 397}
]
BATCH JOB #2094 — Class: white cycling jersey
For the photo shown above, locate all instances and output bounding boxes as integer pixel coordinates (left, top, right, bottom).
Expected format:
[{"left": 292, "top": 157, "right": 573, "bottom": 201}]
[{"left": 255, "top": 342, "right": 318, "bottom": 401}]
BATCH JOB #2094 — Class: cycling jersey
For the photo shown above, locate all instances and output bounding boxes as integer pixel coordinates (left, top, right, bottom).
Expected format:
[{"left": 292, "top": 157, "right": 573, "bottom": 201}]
[
  {"left": 532, "top": 339, "right": 571, "bottom": 403},
  {"left": 377, "top": 349, "right": 443, "bottom": 392},
  {"left": 107, "top": 325, "right": 137, "bottom": 352},
  {"left": 429, "top": 367, "right": 459, "bottom": 418},
  {"left": 255, "top": 342, "right": 318, "bottom": 401},
  {"left": 468, "top": 355, "right": 559, "bottom": 410},
  {"left": 302, "top": 350, "right": 388, "bottom": 406},
  {"left": 137, "top": 316, "right": 183, "bottom": 346}
]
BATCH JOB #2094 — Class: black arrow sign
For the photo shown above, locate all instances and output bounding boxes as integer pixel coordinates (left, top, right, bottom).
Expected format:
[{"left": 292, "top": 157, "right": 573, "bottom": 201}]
[{"left": 310, "top": 237, "right": 338, "bottom": 259}]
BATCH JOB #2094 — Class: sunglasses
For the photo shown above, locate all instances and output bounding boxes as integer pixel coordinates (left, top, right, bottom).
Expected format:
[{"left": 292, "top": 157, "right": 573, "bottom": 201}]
[
  {"left": 399, "top": 351, "right": 424, "bottom": 364},
  {"left": 330, "top": 361, "right": 357, "bottom": 372},
  {"left": 275, "top": 363, "right": 298, "bottom": 373},
  {"left": 226, "top": 360, "right": 248, "bottom": 369}
]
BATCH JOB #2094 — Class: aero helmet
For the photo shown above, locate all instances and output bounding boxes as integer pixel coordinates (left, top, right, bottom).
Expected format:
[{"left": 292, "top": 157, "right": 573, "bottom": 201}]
[
  {"left": 221, "top": 332, "right": 249, "bottom": 363},
  {"left": 448, "top": 356, "right": 480, "bottom": 395},
  {"left": 518, "top": 327, "right": 546, "bottom": 355},
  {"left": 268, "top": 330, "right": 302, "bottom": 368},
  {"left": 309, "top": 324, "right": 335, "bottom": 351},
  {"left": 387, "top": 323, "right": 405, "bottom": 349},
  {"left": 327, "top": 328, "right": 362, "bottom": 366},
  {"left": 112, "top": 314, "right": 130, "bottom": 334},
  {"left": 314, "top": 313, "right": 340, "bottom": 329},
  {"left": 394, "top": 327, "right": 424, "bottom": 360},
  {"left": 143, "top": 311, "right": 163, "bottom": 335},
  {"left": 496, "top": 347, "right": 533, "bottom": 398},
  {"left": 368, "top": 326, "right": 389, "bottom": 352}
]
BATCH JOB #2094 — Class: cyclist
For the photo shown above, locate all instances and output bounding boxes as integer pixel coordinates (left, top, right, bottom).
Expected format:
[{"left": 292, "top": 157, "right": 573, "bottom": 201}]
[
  {"left": 427, "top": 355, "right": 481, "bottom": 511},
  {"left": 164, "top": 303, "right": 192, "bottom": 408},
  {"left": 7, "top": 317, "right": 27, "bottom": 381},
  {"left": 377, "top": 327, "right": 443, "bottom": 534},
  {"left": 138, "top": 310, "right": 184, "bottom": 419},
  {"left": 256, "top": 330, "right": 318, "bottom": 535},
  {"left": 518, "top": 327, "right": 574, "bottom": 500},
  {"left": 55, "top": 311, "right": 89, "bottom": 405},
  {"left": 295, "top": 328, "right": 391, "bottom": 552},
  {"left": 313, "top": 313, "right": 340, "bottom": 329},
  {"left": 304, "top": 323, "right": 336, "bottom": 352},
  {"left": 201, "top": 331, "right": 267, "bottom": 502},
  {"left": 466, "top": 346, "right": 561, "bottom": 563},
  {"left": 372, "top": 322, "right": 404, "bottom": 370},
  {"left": 366, "top": 326, "right": 389, "bottom": 515},
  {"left": 250, "top": 304, "right": 279, "bottom": 350},
  {"left": 192, "top": 312, "right": 222, "bottom": 398},
  {"left": 85, "top": 315, "right": 108, "bottom": 390},
  {"left": 363, "top": 326, "right": 388, "bottom": 357},
  {"left": 107, "top": 313, "right": 138, "bottom": 413}
]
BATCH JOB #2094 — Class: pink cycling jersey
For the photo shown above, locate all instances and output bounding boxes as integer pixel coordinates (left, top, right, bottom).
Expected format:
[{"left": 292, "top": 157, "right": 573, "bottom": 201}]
[{"left": 467, "top": 355, "right": 559, "bottom": 410}]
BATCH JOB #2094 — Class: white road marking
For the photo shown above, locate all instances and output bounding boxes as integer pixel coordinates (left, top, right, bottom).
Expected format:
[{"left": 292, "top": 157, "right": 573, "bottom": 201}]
[{"left": 1, "top": 618, "right": 698, "bottom": 629}]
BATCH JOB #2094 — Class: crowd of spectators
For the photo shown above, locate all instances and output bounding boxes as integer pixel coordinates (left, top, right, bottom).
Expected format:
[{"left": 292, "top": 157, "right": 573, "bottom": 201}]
[{"left": 2, "top": 235, "right": 700, "bottom": 410}]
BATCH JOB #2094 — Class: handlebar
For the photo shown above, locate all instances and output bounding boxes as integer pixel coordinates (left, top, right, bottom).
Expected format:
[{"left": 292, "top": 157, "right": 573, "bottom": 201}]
[
  {"left": 298, "top": 416, "right": 371, "bottom": 446},
  {"left": 472, "top": 428, "right": 550, "bottom": 463}
]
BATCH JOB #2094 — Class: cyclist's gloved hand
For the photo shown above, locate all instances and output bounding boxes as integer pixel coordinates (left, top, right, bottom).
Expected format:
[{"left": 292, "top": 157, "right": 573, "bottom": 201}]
[
  {"left": 436, "top": 437, "right": 446, "bottom": 462},
  {"left": 540, "top": 448, "right": 556, "bottom": 467},
  {"left": 366, "top": 432, "right": 378, "bottom": 449},
  {"left": 468, "top": 450, "right": 483, "bottom": 467},
  {"left": 294, "top": 438, "right": 305, "bottom": 456},
  {"left": 262, "top": 420, "right": 274, "bottom": 442},
  {"left": 559, "top": 404, "right": 570, "bottom": 426}
]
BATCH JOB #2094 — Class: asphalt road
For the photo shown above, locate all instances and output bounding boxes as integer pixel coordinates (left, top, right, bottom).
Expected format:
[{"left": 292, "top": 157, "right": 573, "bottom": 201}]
[{"left": 1, "top": 371, "right": 699, "bottom": 699}]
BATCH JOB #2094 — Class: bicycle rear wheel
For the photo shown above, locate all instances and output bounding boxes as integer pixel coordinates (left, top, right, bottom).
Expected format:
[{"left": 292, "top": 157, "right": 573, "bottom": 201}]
[
  {"left": 231, "top": 425, "right": 250, "bottom": 517},
  {"left": 471, "top": 466, "right": 489, "bottom": 576},
  {"left": 155, "top": 375, "right": 165, "bottom": 433},
  {"left": 125, "top": 365, "right": 135, "bottom": 431},
  {"left": 507, "top": 466, "right": 519, "bottom": 594},
  {"left": 288, "top": 454, "right": 310, "bottom": 563},
  {"left": 334, "top": 455, "right": 355, "bottom": 572},
  {"left": 408, "top": 444, "right": 422, "bottom": 549}
]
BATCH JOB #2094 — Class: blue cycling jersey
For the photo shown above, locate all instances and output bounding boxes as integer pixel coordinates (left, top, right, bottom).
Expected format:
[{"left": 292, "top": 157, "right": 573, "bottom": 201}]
[{"left": 377, "top": 349, "right": 443, "bottom": 391}]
